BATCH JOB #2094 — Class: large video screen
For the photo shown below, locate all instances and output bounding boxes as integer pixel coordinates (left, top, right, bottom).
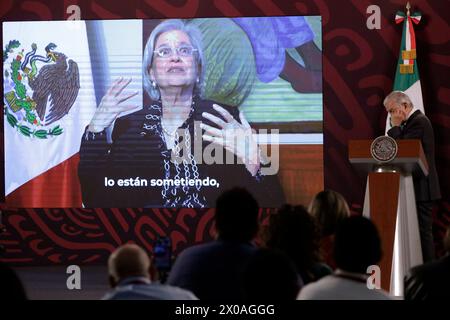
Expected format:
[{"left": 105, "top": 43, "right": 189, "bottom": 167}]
[{"left": 3, "top": 17, "right": 323, "bottom": 208}]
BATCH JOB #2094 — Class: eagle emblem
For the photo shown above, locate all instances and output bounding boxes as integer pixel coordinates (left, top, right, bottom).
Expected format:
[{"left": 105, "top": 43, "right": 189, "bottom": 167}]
[
  {"left": 370, "top": 136, "right": 398, "bottom": 163},
  {"left": 3, "top": 40, "right": 80, "bottom": 138}
]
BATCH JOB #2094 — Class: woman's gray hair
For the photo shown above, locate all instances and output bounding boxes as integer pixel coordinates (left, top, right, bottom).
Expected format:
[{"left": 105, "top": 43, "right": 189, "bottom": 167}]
[
  {"left": 143, "top": 19, "right": 205, "bottom": 101},
  {"left": 383, "top": 91, "right": 413, "bottom": 108}
]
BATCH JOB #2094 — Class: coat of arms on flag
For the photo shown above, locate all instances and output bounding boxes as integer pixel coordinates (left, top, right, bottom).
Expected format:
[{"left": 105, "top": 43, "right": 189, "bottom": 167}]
[
  {"left": 3, "top": 40, "right": 80, "bottom": 139},
  {"left": 3, "top": 20, "right": 97, "bottom": 203}
]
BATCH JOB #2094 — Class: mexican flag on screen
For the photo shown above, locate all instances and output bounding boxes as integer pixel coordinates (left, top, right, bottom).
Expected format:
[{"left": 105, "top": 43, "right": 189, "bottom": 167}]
[
  {"left": 385, "top": 9, "right": 424, "bottom": 133},
  {"left": 3, "top": 21, "right": 96, "bottom": 206}
]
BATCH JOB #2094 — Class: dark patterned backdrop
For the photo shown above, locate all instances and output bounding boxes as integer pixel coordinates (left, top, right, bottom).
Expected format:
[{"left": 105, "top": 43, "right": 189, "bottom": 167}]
[{"left": 1, "top": 0, "right": 449, "bottom": 265}]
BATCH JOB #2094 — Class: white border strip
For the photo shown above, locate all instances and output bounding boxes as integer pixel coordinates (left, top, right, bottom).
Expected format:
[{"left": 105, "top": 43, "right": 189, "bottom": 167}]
[{"left": 257, "top": 133, "right": 323, "bottom": 145}]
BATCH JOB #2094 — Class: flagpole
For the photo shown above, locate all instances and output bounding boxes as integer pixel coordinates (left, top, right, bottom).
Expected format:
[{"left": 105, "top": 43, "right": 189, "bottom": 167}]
[{"left": 386, "top": 2, "right": 425, "bottom": 297}]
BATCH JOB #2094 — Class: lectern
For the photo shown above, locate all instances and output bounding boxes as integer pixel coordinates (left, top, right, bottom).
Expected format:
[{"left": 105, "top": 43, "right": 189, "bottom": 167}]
[{"left": 349, "top": 139, "right": 427, "bottom": 295}]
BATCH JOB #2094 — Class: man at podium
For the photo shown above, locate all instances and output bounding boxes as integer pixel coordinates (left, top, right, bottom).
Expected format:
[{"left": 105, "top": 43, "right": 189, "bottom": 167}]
[{"left": 384, "top": 91, "right": 441, "bottom": 262}]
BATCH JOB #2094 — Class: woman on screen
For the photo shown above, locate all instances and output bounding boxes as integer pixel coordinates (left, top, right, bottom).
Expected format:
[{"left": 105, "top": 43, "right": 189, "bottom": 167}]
[{"left": 78, "top": 19, "right": 284, "bottom": 208}]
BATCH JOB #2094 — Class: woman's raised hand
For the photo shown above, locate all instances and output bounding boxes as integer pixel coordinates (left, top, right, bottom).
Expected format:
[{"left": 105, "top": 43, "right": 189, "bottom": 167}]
[
  {"left": 201, "top": 104, "right": 260, "bottom": 176},
  {"left": 88, "top": 77, "right": 139, "bottom": 133}
]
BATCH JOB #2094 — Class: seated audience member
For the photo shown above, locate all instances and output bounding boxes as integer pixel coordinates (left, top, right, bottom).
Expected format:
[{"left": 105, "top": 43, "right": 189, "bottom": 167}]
[
  {"left": 103, "top": 244, "right": 197, "bottom": 300},
  {"left": 167, "top": 187, "right": 259, "bottom": 300},
  {"left": 297, "top": 216, "right": 391, "bottom": 300},
  {"left": 265, "top": 204, "right": 332, "bottom": 284},
  {"left": 242, "top": 248, "right": 302, "bottom": 301},
  {"left": 404, "top": 225, "right": 450, "bottom": 300},
  {"left": 309, "top": 190, "right": 351, "bottom": 269},
  {"left": 0, "top": 262, "right": 27, "bottom": 300}
]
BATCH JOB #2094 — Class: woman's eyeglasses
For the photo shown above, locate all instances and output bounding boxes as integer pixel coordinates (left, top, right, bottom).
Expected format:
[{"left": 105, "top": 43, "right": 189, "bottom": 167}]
[{"left": 154, "top": 45, "right": 197, "bottom": 58}]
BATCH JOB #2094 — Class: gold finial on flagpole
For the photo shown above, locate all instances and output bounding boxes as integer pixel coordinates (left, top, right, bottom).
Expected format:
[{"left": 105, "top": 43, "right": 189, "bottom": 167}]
[{"left": 406, "top": 2, "right": 411, "bottom": 16}]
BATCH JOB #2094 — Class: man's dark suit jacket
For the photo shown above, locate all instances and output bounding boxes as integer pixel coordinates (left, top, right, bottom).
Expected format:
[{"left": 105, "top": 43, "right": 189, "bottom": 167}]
[
  {"left": 166, "top": 240, "right": 258, "bottom": 300},
  {"left": 404, "top": 254, "right": 450, "bottom": 300},
  {"left": 387, "top": 110, "right": 441, "bottom": 201}
]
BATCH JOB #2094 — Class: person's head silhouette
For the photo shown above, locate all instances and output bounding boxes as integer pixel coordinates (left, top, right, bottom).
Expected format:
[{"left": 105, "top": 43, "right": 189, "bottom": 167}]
[
  {"left": 215, "top": 187, "right": 259, "bottom": 242},
  {"left": 333, "top": 216, "right": 382, "bottom": 274}
]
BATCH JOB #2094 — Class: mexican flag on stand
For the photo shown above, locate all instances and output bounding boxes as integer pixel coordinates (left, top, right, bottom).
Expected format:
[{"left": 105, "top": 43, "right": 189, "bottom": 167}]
[{"left": 385, "top": 7, "right": 423, "bottom": 133}]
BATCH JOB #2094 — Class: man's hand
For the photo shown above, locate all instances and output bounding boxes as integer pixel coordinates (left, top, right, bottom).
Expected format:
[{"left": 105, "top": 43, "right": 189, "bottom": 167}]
[{"left": 390, "top": 108, "right": 406, "bottom": 127}]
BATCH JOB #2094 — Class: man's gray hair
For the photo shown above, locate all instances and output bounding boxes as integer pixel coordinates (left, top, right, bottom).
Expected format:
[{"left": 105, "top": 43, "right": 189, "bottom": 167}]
[
  {"left": 383, "top": 91, "right": 413, "bottom": 108},
  {"left": 143, "top": 19, "right": 205, "bottom": 101}
]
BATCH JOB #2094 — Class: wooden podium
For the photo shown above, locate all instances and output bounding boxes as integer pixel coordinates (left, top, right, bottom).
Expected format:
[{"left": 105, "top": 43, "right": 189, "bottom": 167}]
[{"left": 348, "top": 139, "right": 428, "bottom": 293}]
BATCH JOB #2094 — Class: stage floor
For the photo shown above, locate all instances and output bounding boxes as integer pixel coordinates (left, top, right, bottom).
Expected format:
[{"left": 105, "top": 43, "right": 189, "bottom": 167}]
[{"left": 14, "top": 266, "right": 110, "bottom": 300}]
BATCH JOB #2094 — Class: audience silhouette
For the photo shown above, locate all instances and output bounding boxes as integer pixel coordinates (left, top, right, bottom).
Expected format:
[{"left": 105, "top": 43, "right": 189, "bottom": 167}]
[
  {"left": 242, "top": 248, "right": 302, "bottom": 301},
  {"left": 404, "top": 225, "right": 450, "bottom": 300},
  {"left": 167, "top": 187, "right": 260, "bottom": 300},
  {"left": 265, "top": 204, "right": 332, "bottom": 284},
  {"left": 0, "top": 262, "right": 27, "bottom": 300},
  {"left": 298, "top": 216, "right": 391, "bottom": 300},
  {"left": 103, "top": 244, "right": 197, "bottom": 300}
]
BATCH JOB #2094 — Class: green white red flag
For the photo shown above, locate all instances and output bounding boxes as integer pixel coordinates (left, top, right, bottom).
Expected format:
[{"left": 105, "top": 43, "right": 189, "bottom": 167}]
[{"left": 386, "top": 7, "right": 423, "bottom": 132}]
